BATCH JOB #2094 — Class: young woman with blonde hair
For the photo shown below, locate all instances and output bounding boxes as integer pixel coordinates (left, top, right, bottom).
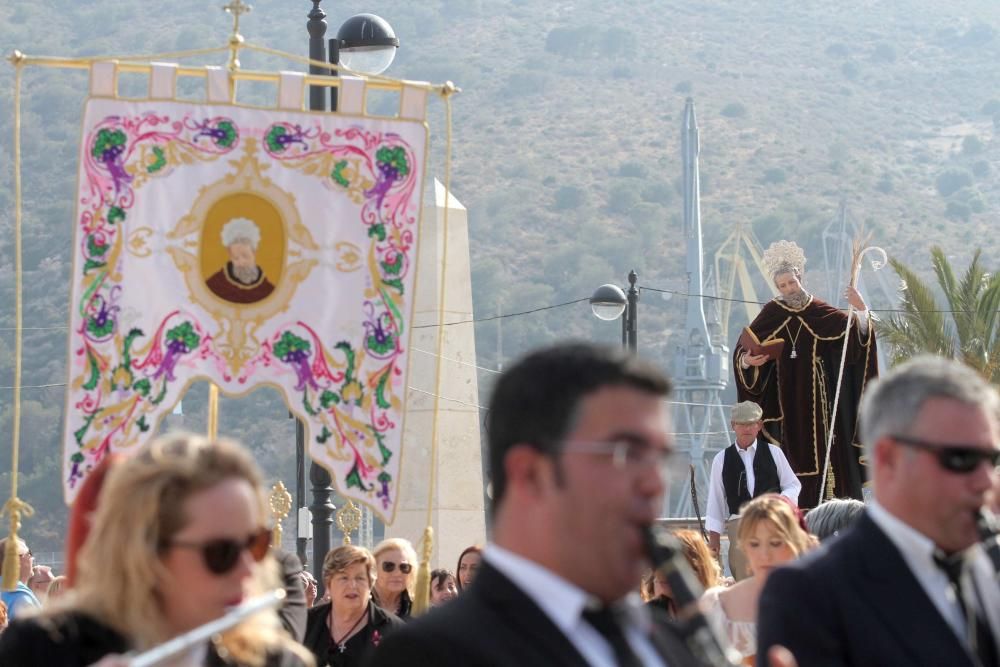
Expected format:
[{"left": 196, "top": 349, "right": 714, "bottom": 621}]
[
  {"left": 0, "top": 434, "right": 312, "bottom": 666},
  {"left": 700, "top": 494, "right": 813, "bottom": 665}
]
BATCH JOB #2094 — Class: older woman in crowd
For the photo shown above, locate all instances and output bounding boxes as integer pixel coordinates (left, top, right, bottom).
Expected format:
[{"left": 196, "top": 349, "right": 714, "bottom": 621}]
[
  {"left": 303, "top": 545, "right": 403, "bottom": 666},
  {"left": 428, "top": 569, "right": 459, "bottom": 607},
  {"left": 641, "top": 529, "right": 721, "bottom": 617},
  {"left": 455, "top": 545, "right": 482, "bottom": 592},
  {"left": 371, "top": 538, "right": 416, "bottom": 620},
  {"left": 804, "top": 497, "right": 865, "bottom": 542},
  {"left": 700, "top": 494, "right": 813, "bottom": 665},
  {"left": 0, "top": 434, "right": 312, "bottom": 666}
]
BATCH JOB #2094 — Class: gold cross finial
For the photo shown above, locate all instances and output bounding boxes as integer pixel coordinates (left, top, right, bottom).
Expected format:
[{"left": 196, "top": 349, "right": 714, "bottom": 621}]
[
  {"left": 223, "top": 0, "right": 251, "bottom": 73},
  {"left": 223, "top": 0, "right": 252, "bottom": 38}
]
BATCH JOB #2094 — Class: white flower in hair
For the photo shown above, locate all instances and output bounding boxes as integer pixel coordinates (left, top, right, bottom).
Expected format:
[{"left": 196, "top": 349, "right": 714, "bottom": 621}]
[
  {"left": 220, "top": 217, "right": 261, "bottom": 250},
  {"left": 762, "top": 240, "right": 807, "bottom": 279}
]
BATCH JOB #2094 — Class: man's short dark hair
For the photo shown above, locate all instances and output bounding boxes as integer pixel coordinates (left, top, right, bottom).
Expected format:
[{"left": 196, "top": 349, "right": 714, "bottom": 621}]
[{"left": 486, "top": 342, "right": 671, "bottom": 511}]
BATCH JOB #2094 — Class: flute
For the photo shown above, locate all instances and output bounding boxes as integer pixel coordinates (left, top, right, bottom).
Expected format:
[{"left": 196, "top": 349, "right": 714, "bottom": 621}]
[{"left": 128, "top": 589, "right": 286, "bottom": 667}]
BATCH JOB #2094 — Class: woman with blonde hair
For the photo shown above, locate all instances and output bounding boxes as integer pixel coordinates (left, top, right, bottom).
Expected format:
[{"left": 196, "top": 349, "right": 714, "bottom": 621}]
[
  {"left": 303, "top": 545, "right": 403, "bottom": 666},
  {"left": 700, "top": 494, "right": 812, "bottom": 665},
  {"left": 641, "top": 529, "right": 721, "bottom": 617},
  {"left": 371, "top": 538, "right": 416, "bottom": 620},
  {"left": 0, "top": 434, "right": 312, "bottom": 666}
]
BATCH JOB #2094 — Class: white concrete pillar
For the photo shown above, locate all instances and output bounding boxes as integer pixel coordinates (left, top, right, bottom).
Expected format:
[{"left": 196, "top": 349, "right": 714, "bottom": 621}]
[{"left": 390, "top": 179, "right": 486, "bottom": 569}]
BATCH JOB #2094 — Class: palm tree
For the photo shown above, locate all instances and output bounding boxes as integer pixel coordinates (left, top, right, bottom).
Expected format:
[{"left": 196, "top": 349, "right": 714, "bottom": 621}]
[{"left": 883, "top": 246, "right": 1000, "bottom": 381}]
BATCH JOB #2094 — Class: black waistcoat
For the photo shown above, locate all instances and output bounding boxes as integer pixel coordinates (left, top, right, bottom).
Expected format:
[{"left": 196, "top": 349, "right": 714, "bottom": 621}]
[{"left": 721, "top": 439, "right": 781, "bottom": 516}]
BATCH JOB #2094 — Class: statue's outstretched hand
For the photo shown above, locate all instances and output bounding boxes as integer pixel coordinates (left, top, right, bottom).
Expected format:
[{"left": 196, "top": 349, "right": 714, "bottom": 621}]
[
  {"left": 744, "top": 353, "right": 769, "bottom": 367},
  {"left": 844, "top": 286, "right": 866, "bottom": 311}
]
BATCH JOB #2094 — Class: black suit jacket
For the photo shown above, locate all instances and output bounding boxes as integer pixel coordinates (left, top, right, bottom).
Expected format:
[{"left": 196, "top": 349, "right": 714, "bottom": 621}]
[
  {"left": 757, "top": 511, "right": 976, "bottom": 667},
  {"left": 364, "top": 561, "right": 702, "bottom": 667}
]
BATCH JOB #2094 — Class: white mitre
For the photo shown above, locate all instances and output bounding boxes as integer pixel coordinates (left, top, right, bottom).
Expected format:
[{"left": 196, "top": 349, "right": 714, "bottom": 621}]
[{"left": 762, "top": 240, "right": 806, "bottom": 280}]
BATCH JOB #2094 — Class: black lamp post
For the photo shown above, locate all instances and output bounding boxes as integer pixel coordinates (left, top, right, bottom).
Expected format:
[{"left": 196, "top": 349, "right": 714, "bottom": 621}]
[
  {"left": 590, "top": 270, "right": 639, "bottom": 353},
  {"left": 304, "top": 0, "right": 399, "bottom": 597}
]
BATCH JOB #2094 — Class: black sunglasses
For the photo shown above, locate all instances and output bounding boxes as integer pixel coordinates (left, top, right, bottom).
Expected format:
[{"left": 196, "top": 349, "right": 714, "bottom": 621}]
[
  {"left": 381, "top": 561, "right": 412, "bottom": 574},
  {"left": 167, "top": 528, "right": 271, "bottom": 575},
  {"left": 891, "top": 434, "right": 1000, "bottom": 474}
]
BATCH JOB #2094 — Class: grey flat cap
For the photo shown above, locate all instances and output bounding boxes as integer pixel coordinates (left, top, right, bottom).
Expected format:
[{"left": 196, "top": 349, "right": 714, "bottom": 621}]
[{"left": 731, "top": 401, "right": 763, "bottom": 423}]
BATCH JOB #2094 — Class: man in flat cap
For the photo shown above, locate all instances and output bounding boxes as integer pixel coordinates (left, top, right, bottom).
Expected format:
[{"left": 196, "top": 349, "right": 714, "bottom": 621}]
[{"left": 705, "top": 401, "right": 802, "bottom": 580}]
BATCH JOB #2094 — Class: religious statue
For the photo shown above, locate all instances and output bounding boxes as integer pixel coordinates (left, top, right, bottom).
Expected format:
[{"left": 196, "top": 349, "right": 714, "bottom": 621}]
[{"left": 733, "top": 240, "right": 878, "bottom": 508}]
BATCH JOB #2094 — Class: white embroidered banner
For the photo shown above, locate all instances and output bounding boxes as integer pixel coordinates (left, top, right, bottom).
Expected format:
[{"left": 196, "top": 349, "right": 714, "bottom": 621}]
[{"left": 63, "top": 94, "right": 428, "bottom": 522}]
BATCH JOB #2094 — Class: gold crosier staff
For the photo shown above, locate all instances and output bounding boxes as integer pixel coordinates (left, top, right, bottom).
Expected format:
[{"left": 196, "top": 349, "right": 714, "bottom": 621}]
[{"left": 817, "top": 238, "right": 887, "bottom": 503}]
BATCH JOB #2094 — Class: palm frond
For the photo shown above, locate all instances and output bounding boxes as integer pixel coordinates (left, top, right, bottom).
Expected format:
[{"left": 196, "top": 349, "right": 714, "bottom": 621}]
[{"left": 884, "top": 257, "right": 955, "bottom": 360}]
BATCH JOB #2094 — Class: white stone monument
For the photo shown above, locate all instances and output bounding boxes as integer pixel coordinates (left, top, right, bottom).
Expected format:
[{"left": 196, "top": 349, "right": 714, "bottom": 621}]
[{"left": 390, "top": 179, "right": 486, "bottom": 568}]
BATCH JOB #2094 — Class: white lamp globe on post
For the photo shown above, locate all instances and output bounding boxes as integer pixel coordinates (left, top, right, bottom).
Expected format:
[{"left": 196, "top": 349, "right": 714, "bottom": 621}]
[
  {"left": 335, "top": 13, "right": 399, "bottom": 75},
  {"left": 590, "top": 284, "right": 627, "bottom": 321}
]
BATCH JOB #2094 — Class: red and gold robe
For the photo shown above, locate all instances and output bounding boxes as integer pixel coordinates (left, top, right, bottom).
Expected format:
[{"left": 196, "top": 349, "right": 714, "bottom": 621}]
[{"left": 205, "top": 262, "right": 275, "bottom": 304}]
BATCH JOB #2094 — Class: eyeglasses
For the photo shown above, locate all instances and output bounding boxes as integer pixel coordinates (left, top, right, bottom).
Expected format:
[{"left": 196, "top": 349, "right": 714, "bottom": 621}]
[
  {"left": 167, "top": 528, "right": 271, "bottom": 575},
  {"left": 381, "top": 561, "right": 412, "bottom": 574},
  {"left": 891, "top": 434, "right": 1000, "bottom": 474},
  {"left": 562, "top": 439, "right": 675, "bottom": 471}
]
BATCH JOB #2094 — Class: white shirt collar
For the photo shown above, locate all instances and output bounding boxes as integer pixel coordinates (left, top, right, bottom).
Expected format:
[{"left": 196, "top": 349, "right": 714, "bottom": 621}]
[
  {"left": 867, "top": 499, "right": 937, "bottom": 563},
  {"left": 734, "top": 440, "right": 757, "bottom": 454},
  {"left": 484, "top": 545, "right": 652, "bottom": 635},
  {"left": 485, "top": 544, "right": 594, "bottom": 635}
]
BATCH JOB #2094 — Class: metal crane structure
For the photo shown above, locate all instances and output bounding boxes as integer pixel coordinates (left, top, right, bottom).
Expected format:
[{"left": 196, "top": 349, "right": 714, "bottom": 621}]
[
  {"left": 711, "top": 222, "right": 776, "bottom": 343},
  {"left": 668, "top": 98, "right": 732, "bottom": 518}
]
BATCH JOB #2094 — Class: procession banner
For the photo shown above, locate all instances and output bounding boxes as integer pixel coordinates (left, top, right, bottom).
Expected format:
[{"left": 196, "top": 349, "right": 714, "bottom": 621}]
[{"left": 62, "top": 71, "right": 428, "bottom": 522}]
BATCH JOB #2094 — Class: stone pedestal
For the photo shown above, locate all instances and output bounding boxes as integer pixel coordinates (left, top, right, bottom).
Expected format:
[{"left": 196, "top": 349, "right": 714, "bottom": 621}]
[{"left": 389, "top": 180, "right": 486, "bottom": 569}]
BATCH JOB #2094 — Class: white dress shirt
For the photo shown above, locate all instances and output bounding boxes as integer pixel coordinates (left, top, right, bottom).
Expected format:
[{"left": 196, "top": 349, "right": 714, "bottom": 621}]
[
  {"left": 867, "top": 501, "right": 1000, "bottom": 650},
  {"left": 485, "top": 545, "right": 668, "bottom": 667},
  {"left": 705, "top": 441, "right": 802, "bottom": 534}
]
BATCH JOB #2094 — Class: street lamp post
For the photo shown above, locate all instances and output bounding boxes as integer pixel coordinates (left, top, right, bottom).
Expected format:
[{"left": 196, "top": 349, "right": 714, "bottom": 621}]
[
  {"left": 304, "top": 0, "right": 398, "bottom": 596},
  {"left": 590, "top": 269, "right": 639, "bottom": 353}
]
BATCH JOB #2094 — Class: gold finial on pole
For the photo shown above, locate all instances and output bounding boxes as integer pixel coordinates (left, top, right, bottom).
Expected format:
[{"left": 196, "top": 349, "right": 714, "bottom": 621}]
[
  {"left": 268, "top": 481, "right": 293, "bottom": 548},
  {"left": 335, "top": 500, "right": 362, "bottom": 545},
  {"left": 222, "top": 0, "right": 251, "bottom": 73}
]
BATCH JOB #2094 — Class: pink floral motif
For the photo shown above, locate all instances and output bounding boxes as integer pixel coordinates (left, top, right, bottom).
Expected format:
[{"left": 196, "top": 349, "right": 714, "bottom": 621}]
[{"left": 371, "top": 629, "right": 381, "bottom": 647}]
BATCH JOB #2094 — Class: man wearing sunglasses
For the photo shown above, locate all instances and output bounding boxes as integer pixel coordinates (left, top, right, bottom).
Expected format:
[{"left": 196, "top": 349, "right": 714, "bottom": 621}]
[
  {"left": 367, "top": 343, "right": 705, "bottom": 667},
  {"left": 758, "top": 355, "right": 1000, "bottom": 667}
]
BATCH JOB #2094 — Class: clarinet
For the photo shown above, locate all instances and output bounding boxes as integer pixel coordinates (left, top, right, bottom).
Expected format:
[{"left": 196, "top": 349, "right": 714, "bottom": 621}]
[
  {"left": 643, "top": 524, "right": 742, "bottom": 667},
  {"left": 977, "top": 509, "right": 1000, "bottom": 580}
]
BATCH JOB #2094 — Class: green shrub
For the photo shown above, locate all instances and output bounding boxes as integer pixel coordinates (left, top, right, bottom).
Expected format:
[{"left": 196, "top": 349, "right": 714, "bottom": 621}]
[
  {"left": 721, "top": 102, "right": 747, "bottom": 118},
  {"left": 553, "top": 186, "right": 586, "bottom": 210},
  {"left": 935, "top": 169, "right": 973, "bottom": 197}
]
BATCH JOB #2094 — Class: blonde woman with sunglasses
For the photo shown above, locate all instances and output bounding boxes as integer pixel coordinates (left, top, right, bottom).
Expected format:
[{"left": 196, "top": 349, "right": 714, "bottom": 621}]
[
  {"left": 0, "top": 434, "right": 313, "bottom": 667},
  {"left": 371, "top": 538, "right": 417, "bottom": 621}
]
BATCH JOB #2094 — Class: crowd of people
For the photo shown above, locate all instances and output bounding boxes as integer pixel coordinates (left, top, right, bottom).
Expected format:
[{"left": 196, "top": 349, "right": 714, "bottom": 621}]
[
  {"left": 0, "top": 339, "right": 996, "bottom": 667},
  {"left": 0, "top": 434, "right": 486, "bottom": 667}
]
